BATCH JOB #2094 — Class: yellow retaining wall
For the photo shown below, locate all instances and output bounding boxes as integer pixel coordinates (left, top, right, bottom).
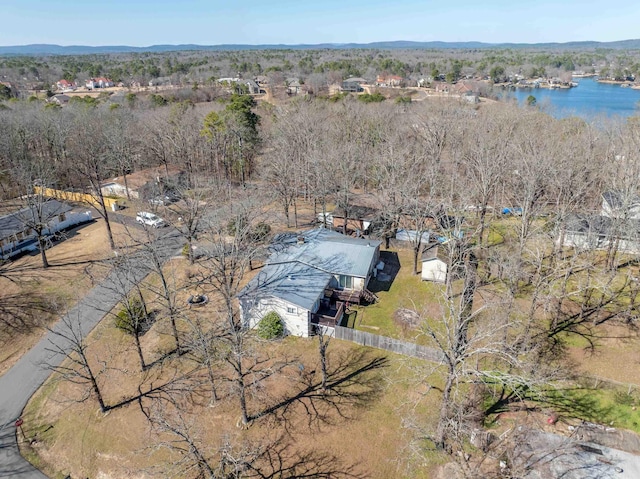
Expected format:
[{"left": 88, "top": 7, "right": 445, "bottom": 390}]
[{"left": 34, "top": 187, "right": 119, "bottom": 209}]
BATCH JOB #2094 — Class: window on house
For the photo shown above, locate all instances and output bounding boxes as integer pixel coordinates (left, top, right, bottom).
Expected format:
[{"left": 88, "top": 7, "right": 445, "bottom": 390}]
[
  {"left": 339, "top": 275, "right": 353, "bottom": 289},
  {"left": 287, "top": 306, "right": 295, "bottom": 314}
]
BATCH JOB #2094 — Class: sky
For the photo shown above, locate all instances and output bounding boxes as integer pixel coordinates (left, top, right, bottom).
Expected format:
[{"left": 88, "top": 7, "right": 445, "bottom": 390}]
[{"left": 2, "top": 0, "right": 640, "bottom": 46}]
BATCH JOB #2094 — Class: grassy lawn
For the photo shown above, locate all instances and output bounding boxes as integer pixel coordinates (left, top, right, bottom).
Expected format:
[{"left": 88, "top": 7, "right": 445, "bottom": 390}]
[
  {"left": 21, "top": 328, "right": 445, "bottom": 479},
  {"left": 0, "top": 218, "right": 133, "bottom": 376},
  {"left": 352, "top": 248, "right": 443, "bottom": 340}
]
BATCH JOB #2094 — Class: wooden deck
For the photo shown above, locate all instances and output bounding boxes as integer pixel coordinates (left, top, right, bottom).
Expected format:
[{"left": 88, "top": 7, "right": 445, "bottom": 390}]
[{"left": 311, "top": 301, "right": 345, "bottom": 328}]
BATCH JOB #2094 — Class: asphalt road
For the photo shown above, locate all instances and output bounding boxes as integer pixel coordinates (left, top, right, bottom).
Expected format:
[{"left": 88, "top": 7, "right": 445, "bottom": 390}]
[{"left": 0, "top": 227, "right": 183, "bottom": 478}]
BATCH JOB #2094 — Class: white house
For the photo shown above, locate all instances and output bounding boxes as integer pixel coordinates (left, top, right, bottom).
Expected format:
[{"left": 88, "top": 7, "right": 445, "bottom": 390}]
[
  {"left": 100, "top": 166, "right": 185, "bottom": 200},
  {"left": 86, "top": 77, "right": 115, "bottom": 89},
  {"left": 559, "top": 214, "right": 640, "bottom": 254},
  {"left": 56, "top": 79, "right": 77, "bottom": 91},
  {"left": 602, "top": 191, "right": 640, "bottom": 220},
  {"left": 238, "top": 229, "right": 381, "bottom": 337},
  {"left": 421, "top": 244, "right": 448, "bottom": 282},
  {"left": 0, "top": 199, "right": 93, "bottom": 260}
]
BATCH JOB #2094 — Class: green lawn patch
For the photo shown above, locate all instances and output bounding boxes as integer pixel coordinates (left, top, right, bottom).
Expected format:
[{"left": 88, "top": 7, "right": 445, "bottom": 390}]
[{"left": 353, "top": 249, "right": 442, "bottom": 340}]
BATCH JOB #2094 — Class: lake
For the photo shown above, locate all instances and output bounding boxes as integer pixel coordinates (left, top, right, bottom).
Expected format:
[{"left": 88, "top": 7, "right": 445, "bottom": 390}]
[{"left": 506, "top": 77, "right": 640, "bottom": 121}]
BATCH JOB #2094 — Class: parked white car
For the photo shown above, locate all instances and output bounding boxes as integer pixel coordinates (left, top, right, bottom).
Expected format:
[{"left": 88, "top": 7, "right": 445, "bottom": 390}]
[{"left": 136, "top": 211, "right": 166, "bottom": 228}]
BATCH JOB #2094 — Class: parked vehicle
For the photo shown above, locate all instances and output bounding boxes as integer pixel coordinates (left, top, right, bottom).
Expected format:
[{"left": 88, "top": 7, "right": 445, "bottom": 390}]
[
  {"left": 148, "top": 192, "right": 179, "bottom": 206},
  {"left": 136, "top": 211, "right": 166, "bottom": 228}
]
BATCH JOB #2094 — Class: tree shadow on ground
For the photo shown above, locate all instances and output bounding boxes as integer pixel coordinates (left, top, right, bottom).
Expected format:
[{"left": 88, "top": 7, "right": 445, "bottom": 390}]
[
  {"left": 484, "top": 383, "right": 614, "bottom": 426},
  {"left": 249, "top": 348, "right": 389, "bottom": 428}
]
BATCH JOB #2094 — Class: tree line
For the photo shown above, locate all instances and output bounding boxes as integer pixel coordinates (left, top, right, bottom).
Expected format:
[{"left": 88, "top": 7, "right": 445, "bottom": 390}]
[{"left": 3, "top": 91, "right": 640, "bottom": 477}]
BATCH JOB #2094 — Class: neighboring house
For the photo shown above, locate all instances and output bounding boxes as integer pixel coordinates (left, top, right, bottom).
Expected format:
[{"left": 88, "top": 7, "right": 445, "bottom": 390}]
[
  {"left": 56, "top": 79, "right": 76, "bottom": 91},
  {"left": 601, "top": 191, "right": 640, "bottom": 220},
  {"left": 48, "top": 94, "right": 71, "bottom": 105},
  {"left": 332, "top": 206, "right": 378, "bottom": 235},
  {"left": 559, "top": 214, "right": 640, "bottom": 254},
  {"left": 86, "top": 77, "right": 115, "bottom": 89},
  {"left": 217, "top": 78, "right": 260, "bottom": 94},
  {"left": 0, "top": 200, "right": 92, "bottom": 260},
  {"left": 254, "top": 76, "right": 269, "bottom": 86},
  {"left": 341, "top": 77, "right": 367, "bottom": 92},
  {"left": 395, "top": 229, "right": 430, "bottom": 244},
  {"left": 286, "top": 78, "right": 302, "bottom": 95},
  {"left": 239, "top": 229, "right": 381, "bottom": 337},
  {"left": 375, "top": 75, "right": 403, "bottom": 87},
  {"left": 100, "top": 166, "right": 185, "bottom": 200},
  {"left": 244, "top": 79, "right": 260, "bottom": 94},
  {"left": 421, "top": 243, "right": 449, "bottom": 282}
]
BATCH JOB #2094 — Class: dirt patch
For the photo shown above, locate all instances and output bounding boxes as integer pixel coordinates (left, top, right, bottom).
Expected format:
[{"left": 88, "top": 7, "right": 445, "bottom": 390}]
[{"left": 394, "top": 307, "right": 422, "bottom": 331}]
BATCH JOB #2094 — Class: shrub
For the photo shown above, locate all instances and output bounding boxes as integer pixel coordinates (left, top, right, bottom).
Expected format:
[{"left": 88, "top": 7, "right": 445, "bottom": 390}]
[
  {"left": 257, "top": 311, "right": 284, "bottom": 339},
  {"left": 115, "top": 297, "right": 146, "bottom": 335},
  {"left": 358, "top": 92, "right": 385, "bottom": 103},
  {"left": 251, "top": 222, "right": 271, "bottom": 242},
  {"left": 227, "top": 214, "right": 248, "bottom": 236},
  {"left": 395, "top": 96, "right": 412, "bottom": 104}
]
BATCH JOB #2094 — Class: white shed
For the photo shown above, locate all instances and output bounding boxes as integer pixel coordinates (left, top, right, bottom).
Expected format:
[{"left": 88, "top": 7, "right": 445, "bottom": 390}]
[{"left": 421, "top": 244, "right": 448, "bottom": 283}]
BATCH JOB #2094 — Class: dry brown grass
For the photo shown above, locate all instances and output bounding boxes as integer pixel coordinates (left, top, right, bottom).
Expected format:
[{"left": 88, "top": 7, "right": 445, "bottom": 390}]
[
  {"left": 0, "top": 218, "right": 142, "bottom": 376},
  {"left": 21, "top": 315, "right": 439, "bottom": 478}
]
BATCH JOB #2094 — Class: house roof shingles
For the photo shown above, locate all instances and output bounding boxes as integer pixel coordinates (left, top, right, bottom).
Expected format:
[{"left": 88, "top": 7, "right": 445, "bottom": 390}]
[
  {"left": 269, "top": 229, "right": 381, "bottom": 278},
  {"left": 239, "top": 229, "right": 381, "bottom": 311},
  {"left": 0, "top": 200, "right": 71, "bottom": 240},
  {"left": 241, "top": 262, "right": 332, "bottom": 311}
]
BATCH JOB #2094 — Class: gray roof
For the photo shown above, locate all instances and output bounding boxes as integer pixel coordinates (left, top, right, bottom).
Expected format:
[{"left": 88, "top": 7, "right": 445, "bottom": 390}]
[
  {"left": 239, "top": 262, "right": 331, "bottom": 311},
  {"left": 0, "top": 199, "right": 72, "bottom": 240},
  {"left": 331, "top": 206, "right": 379, "bottom": 221},
  {"left": 564, "top": 214, "right": 640, "bottom": 240},
  {"left": 343, "top": 77, "right": 367, "bottom": 84},
  {"left": 421, "top": 243, "right": 448, "bottom": 263},
  {"left": 269, "top": 229, "right": 381, "bottom": 278},
  {"left": 239, "top": 229, "right": 380, "bottom": 310},
  {"left": 602, "top": 191, "right": 640, "bottom": 210}
]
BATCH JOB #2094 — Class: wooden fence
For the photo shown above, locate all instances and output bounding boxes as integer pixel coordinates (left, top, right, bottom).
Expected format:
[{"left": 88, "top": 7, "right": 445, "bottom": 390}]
[
  {"left": 34, "top": 186, "right": 120, "bottom": 210},
  {"left": 334, "top": 326, "right": 444, "bottom": 362}
]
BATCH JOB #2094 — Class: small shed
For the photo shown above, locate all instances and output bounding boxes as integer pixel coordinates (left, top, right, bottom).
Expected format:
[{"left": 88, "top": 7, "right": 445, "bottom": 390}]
[{"left": 421, "top": 243, "right": 448, "bottom": 282}]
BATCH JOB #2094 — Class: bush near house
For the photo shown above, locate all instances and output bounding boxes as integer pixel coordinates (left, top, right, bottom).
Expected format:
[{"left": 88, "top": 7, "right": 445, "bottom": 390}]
[{"left": 257, "top": 311, "right": 284, "bottom": 339}]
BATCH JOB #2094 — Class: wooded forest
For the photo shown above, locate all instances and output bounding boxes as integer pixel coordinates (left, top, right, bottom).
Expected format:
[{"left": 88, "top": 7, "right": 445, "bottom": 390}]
[{"left": 2, "top": 57, "right": 640, "bottom": 478}]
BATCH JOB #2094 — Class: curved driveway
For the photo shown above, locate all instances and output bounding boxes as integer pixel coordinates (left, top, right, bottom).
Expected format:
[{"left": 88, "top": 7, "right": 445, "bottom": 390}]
[{"left": 0, "top": 228, "right": 183, "bottom": 478}]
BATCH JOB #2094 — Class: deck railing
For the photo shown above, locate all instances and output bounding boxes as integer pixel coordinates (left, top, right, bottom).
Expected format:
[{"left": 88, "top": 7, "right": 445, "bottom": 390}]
[{"left": 311, "top": 301, "right": 345, "bottom": 328}]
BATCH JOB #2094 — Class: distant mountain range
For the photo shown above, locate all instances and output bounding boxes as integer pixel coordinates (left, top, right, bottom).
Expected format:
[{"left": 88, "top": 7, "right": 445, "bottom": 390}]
[{"left": 2, "top": 40, "right": 640, "bottom": 55}]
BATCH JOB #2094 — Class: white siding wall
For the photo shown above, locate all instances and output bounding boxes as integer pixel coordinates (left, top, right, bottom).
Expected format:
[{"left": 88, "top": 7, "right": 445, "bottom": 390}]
[
  {"left": 561, "top": 232, "right": 640, "bottom": 254},
  {"left": 422, "top": 259, "right": 447, "bottom": 282},
  {"left": 244, "top": 296, "right": 311, "bottom": 338}
]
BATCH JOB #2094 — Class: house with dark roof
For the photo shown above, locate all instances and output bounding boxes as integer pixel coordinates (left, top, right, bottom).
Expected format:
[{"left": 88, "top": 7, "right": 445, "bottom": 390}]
[
  {"left": 238, "top": 229, "right": 381, "bottom": 337},
  {"left": 48, "top": 94, "right": 71, "bottom": 105},
  {"left": 559, "top": 214, "right": 640, "bottom": 253},
  {"left": 341, "top": 77, "right": 367, "bottom": 92},
  {"left": 331, "top": 206, "right": 379, "bottom": 235},
  {"left": 0, "top": 199, "right": 92, "bottom": 260}
]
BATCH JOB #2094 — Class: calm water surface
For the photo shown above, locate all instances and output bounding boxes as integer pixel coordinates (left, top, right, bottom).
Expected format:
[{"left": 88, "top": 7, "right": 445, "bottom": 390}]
[{"left": 507, "top": 77, "right": 640, "bottom": 121}]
